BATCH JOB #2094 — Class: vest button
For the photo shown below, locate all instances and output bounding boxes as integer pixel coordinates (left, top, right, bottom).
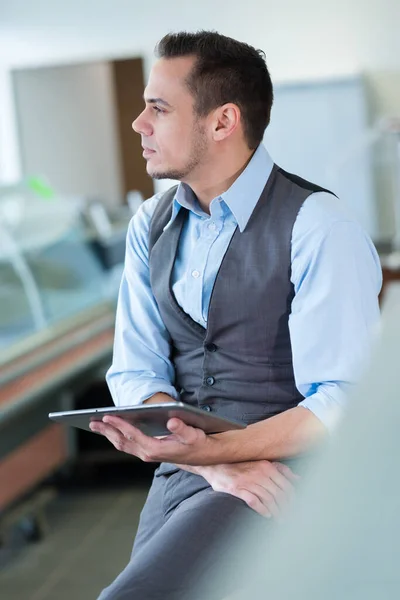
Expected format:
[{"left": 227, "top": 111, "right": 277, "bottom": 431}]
[
  {"left": 205, "top": 343, "right": 217, "bottom": 353},
  {"left": 201, "top": 405, "right": 212, "bottom": 412},
  {"left": 205, "top": 376, "right": 215, "bottom": 386}
]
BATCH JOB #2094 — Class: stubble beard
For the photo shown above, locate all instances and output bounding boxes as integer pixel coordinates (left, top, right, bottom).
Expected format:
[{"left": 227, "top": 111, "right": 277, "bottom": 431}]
[{"left": 150, "top": 123, "right": 208, "bottom": 181}]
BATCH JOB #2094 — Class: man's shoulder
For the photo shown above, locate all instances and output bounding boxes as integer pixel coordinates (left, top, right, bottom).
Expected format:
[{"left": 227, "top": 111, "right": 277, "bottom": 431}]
[
  {"left": 128, "top": 188, "right": 173, "bottom": 228},
  {"left": 127, "top": 186, "right": 180, "bottom": 255},
  {"left": 295, "top": 190, "right": 363, "bottom": 239},
  {"left": 140, "top": 191, "right": 168, "bottom": 218},
  {"left": 139, "top": 186, "right": 179, "bottom": 220}
]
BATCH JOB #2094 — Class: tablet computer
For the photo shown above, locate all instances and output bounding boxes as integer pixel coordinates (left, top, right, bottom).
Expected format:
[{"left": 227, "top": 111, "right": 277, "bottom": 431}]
[{"left": 48, "top": 402, "right": 246, "bottom": 437}]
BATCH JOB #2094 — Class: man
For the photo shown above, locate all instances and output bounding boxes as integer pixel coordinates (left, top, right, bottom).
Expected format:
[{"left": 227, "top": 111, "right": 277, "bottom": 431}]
[{"left": 92, "top": 31, "right": 382, "bottom": 599}]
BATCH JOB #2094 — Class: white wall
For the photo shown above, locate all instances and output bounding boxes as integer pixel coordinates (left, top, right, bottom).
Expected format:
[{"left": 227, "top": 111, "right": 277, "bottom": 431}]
[
  {"left": 13, "top": 62, "right": 123, "bottom": 207},
  {"left": 1, "top": 0, "right": 399, "bottom": 185}
]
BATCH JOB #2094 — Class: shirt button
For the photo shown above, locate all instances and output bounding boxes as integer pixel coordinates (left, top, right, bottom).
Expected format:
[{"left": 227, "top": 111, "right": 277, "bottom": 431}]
[
  {"left": 191, "top": 270, "right": 200, "bottom": 279},
  {"left": 205, "top": 343, "right": 217, "bottom": 353},
  {"left": 208, "top": 222, "right": 217, "bottom": 231},
  {"left": 205, "top": 376, "right": 215, "bottom": 386},
  {"left": 201, "top": 405, "right": 212, "bottom": 412}
]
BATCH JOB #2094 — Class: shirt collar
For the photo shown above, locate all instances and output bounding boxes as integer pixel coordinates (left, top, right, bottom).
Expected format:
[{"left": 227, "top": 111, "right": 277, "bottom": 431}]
[{"left": 163, "top": 144, "right": 274, "bottom": 232}]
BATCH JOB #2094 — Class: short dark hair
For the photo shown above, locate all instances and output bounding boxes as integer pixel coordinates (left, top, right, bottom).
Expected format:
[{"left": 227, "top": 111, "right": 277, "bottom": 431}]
[{"left": 155, "top": 30, "right": 273, "bottom": 150}]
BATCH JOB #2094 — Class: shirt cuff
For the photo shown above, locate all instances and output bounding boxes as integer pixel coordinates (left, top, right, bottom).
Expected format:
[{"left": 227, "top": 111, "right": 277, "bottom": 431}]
[
  {"left": 107, "top": 376, "right": 180, "bottom": 407},
  {"left": 298, "top": 388, "right": 346, "bottom": 432}
]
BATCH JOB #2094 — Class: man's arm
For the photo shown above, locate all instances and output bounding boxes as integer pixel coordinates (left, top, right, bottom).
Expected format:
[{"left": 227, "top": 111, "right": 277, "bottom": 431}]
[
  {"left": 290, "top": 197, "right": 382, "bottom": 432},
  {"left": 106, "top": 195, "right": 179, "bottom": 407},
  {"left": 199, "top": 405, "right": 325, "bottom": 463}
]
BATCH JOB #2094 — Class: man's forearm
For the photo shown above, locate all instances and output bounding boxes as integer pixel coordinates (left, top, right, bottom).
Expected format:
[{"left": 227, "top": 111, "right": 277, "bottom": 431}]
[
  {"left": 144, "top": 394, "right": 327, "bottom": 465},
  {"left": 199, "top": 406, "right": 327, "bottom": 465}
]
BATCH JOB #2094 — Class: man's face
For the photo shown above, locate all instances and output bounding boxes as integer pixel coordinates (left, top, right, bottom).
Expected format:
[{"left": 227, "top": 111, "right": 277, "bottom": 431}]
[{"left": 132, "top": 56, "right": 209, "bottom": 181}]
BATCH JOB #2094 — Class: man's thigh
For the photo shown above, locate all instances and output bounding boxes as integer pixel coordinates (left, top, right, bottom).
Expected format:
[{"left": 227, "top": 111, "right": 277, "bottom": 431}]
[
  {"left": 130, "top": 468, "right": 211, "bottom": 559},
  {"left": 97, "top": 471, "right": 268, "bottom": 600}
]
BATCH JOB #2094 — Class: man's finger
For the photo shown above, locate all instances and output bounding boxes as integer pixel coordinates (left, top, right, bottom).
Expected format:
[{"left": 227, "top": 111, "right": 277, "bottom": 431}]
[
  {"left": 90, "top": 420, "right": 159, "bottom": 461},
  {"left": 102, "top": 415, "right": 159, "bottom": 449},
  {"left": 258, "top": 478, "right": 289, "bottom": 510},
  {"left": 268, "top": 469, "right": 296, "bottom": 497},
  {"left": 89, "top": 421, "right": 104, "bottom": 435},
  {"left": 166, "top": 418, "right": 198, "bottom": 443},
  {"left": 273, "top": 462, "right": 301, "bottom": 482},
  {"left": 90, "top": 420, "right": 118, "bottom": 437},
  {"left": 90, "top": 421, "right": 130, "bottom": 452},
  {"left": 251, "top": 484, "right": 281, "bottom": 518},
  {"left": 235, "top": 489, "right": 272, "bottom": 518}
]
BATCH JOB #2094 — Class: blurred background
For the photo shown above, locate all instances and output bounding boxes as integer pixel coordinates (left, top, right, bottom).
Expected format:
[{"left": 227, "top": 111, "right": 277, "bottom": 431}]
[{"left": 0, "top": 1, "right": 399, "bottom": 598}]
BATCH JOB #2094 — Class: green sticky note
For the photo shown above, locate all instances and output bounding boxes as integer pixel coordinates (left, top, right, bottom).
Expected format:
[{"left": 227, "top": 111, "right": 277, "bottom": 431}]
[{"left": 27, "top": 176, "right": 55, "bottom": 200}]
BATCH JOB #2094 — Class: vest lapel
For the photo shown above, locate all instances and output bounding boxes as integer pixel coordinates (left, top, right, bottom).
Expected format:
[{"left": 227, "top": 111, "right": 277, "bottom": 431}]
[{"left": 150, "top": 208, "right": 206, "bottom": 338}]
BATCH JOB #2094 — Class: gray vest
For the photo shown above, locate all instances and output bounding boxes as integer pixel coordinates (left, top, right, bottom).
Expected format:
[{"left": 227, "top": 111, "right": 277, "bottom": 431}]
[{"left": 149, "top": 164, "right": 333, "bottom": 474}]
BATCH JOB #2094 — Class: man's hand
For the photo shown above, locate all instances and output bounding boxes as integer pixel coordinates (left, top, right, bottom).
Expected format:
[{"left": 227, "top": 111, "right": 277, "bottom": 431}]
[
  {"left": 193, "top": 460, "right": 300, "bottom": 518},
  {"left": 89, "top": 415, "right": 218, "bottom": 465},
  {"left": 89, "top": 415, "right": 300, "bottom": 518}
]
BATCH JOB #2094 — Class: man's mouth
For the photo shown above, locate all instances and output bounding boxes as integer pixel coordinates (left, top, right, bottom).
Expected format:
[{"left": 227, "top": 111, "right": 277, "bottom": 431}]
[{"left": 142, "top": 147, "right": 156, "bottom": 158}]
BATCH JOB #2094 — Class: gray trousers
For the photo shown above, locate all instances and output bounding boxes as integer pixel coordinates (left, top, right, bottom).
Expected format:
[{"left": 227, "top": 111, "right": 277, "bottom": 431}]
[{"left": 97, "top": 467, "right": 271, "bottom": 600}]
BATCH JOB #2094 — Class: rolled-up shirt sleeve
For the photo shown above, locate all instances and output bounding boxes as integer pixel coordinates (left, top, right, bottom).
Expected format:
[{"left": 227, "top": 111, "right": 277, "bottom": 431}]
[
  {"left": 106, "top": 194, "right": 179, "bottom": 406},
  {"left": 289, "top": 193, "right": 382, "bottom": 431}
]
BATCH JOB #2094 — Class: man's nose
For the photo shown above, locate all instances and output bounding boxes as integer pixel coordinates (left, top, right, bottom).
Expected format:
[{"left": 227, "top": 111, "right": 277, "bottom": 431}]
[
  {"left": 132, "top": 112, "right": 151, "bottom": 136},
  {"left": 132, "top": 115, "right": 140, "bottom": 133}
]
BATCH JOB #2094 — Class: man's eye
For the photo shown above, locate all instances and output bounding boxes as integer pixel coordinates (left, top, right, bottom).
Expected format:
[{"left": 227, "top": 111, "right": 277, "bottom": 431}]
[{"left": 153, "top": 106, "right": 164, "bottom": 114}]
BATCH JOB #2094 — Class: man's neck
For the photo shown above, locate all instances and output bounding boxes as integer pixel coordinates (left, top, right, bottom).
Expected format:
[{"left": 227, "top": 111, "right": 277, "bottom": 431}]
[{"left": 183, "top": 148, "right": 255, "bottom": 213}]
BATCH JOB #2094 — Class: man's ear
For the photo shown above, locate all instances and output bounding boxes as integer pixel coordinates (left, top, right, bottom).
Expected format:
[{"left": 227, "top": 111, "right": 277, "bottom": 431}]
[{"left": 211, "top": 104, "right": 241, "bottom": 142}]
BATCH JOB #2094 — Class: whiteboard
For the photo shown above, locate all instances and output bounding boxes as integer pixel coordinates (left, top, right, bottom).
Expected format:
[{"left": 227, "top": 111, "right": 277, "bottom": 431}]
[{"left": 264, "top": 76, "right": 378, "bottom": 238}]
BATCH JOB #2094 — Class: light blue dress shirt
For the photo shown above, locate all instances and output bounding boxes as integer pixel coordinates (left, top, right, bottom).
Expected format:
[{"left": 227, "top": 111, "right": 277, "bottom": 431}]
[{"left": 106, "top": 145, "right": 382, "bottom": 431}]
